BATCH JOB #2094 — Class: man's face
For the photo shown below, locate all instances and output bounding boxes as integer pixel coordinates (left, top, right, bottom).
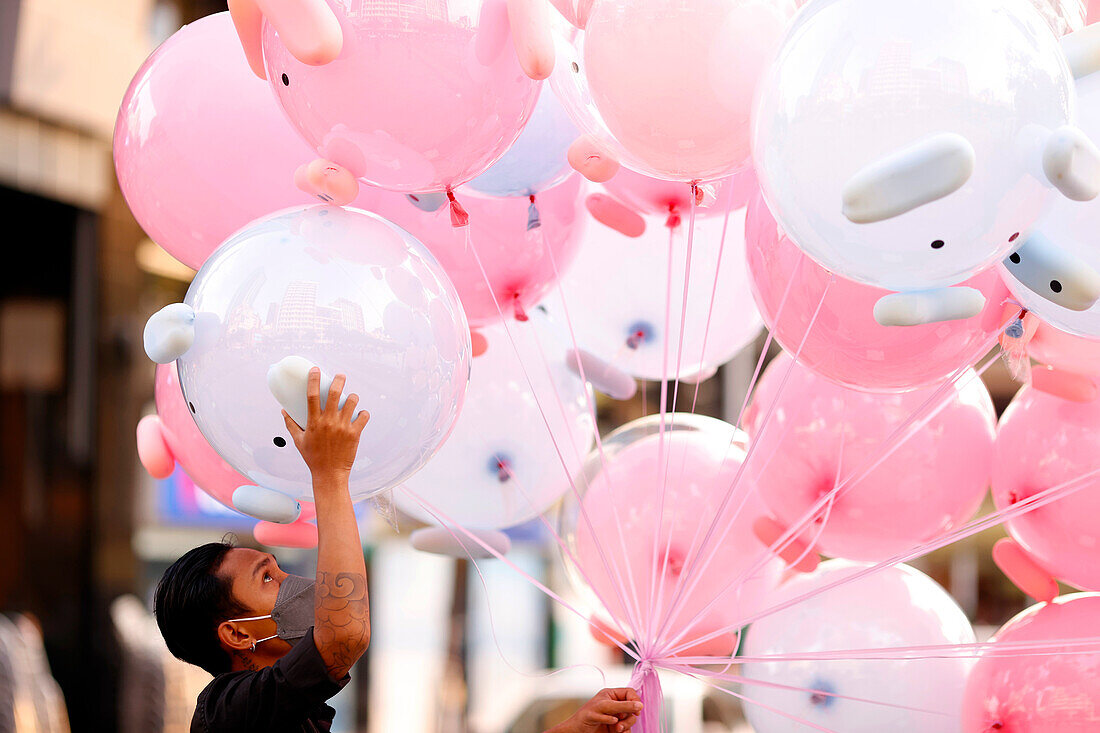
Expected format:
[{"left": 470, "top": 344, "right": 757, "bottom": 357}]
[{"left": 218, "top": 548, "right": 294, "bottom": 654}]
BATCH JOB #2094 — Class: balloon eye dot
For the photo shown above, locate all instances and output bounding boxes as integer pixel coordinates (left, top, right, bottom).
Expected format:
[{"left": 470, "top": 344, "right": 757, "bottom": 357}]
[
  {"left": 188, "top": 402, "right": 196, "bottom": 414},
  {"left": 1051, "top": 280, "right": 1063, "bottom": 293},
  {"left": 930, "top": 239, "right": 945, "bottom": 250},
  {"left": 273, "top": 436, "right": 287, "bottom": 448},
  {"left": 571, "top": 62, "right": 579, "bottom": 73},
  {"left": 1009, "top": 253, "right": 1021, "bottom": 264},
  {"left": 1009, "top": 232, "right": 1020, "bottom": 242},
  {"left": 281, "top": 73, "right": 290, "bottom": 86}
]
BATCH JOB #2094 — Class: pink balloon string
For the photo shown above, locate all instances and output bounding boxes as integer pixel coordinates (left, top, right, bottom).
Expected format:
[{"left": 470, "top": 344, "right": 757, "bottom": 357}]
[{"left": 462, "top": 224, "right": 650, "bottom": 634}]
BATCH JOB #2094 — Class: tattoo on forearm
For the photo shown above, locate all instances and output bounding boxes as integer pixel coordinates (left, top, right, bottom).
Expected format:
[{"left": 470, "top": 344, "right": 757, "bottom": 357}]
[{"left": 314, "top": 571, "right": 370, "bottom": 678}]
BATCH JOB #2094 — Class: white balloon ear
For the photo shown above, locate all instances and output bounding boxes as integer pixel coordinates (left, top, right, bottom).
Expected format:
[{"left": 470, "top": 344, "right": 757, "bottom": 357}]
[
  {"left": 232, "top": 485, "right": 302, "bottom": 524},
  {"left": 267, "top": 355, "right": 346, "bottom": 429},
  {"left": 842, "top": 133, "right": 974, "bottom": 224},
  {"left": 409, "top": 526, "right": 511, "bottom": 559},
  {"left": 1061, "top": 22, "right": 1100, "bottom": 79},
  {"left": 1004, "top": 231, "right": 1100, "bottom": 312},
  {"left": 565, "top": 348, "right": 637, "bottom": 400},
  {"left": 873, "top": 287, "right": 985, "bottom": 327},
  {"left": 144, "top": 303, "right": 197, "bottom": 364},
  {"left": 1043, "top": 126, "right": 1100, "bottom": 201}
]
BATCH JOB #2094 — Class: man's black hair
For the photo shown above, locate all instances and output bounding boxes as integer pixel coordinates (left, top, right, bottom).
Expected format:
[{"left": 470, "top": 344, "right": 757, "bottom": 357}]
[{"left": 154, "top": 542, "right": 245, "bottom": 677}]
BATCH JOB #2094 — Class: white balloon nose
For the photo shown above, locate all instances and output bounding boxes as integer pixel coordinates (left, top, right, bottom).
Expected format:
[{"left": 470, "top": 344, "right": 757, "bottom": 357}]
[
  {"left": 267, "top": 355, "right": 347, "bottom": 429},
  {"left": 410, "top": 526, "right": 511, "bottom": 559},
  {"left": 873, "top": 287, "right": 986, "bottom": 327},
  {"left": 232, "top": 484, "right": 302, "bottom": 524},
  {"left": 143, "top": 303, "right": 197, "bottom": 364},
  {"left": 842, "top": 133, "right": 975, "bottom": 224},
  {"left": 566, "top": 348, "right": 637, "bottom": 400}
]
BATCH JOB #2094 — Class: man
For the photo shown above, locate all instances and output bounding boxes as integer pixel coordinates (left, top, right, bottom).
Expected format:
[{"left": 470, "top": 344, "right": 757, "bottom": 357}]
[{"left": 155, "top": 370, "right": 642, "bottom": 732}]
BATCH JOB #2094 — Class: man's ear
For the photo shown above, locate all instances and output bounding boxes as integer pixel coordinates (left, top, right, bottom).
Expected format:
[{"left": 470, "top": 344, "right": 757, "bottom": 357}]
[{"left": 218, "top": 620, "right": 255, "bottom": 653}]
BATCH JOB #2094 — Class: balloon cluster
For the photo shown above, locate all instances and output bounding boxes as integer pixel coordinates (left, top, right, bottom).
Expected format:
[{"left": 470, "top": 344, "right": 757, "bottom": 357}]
[{"left": 114, "top": 0, "right": 1100, "bottom": 729}]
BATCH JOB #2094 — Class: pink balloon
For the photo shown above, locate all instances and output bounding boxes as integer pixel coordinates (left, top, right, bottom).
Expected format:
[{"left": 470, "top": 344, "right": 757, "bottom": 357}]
[
  {"left": 962, "top": 593, "right": 1100, "bottom": 732},
  {"left": 993, "top": 384, "right": 1100, "bottom": 591},
  {"left": 356, "top": 177, "right": 586, "bottom": 327},
  {"left": 601, "top": 167, "right": 758, "bottom": 220},
  {"left": 578, "top": 0, "right": 795, "bottom": 181},
  {"left": 114, "top": 12, "right": 316, "bottom": 270},
  {"left": 744, "top": 352, "right": 996, "bottom": 562},
  {"left": 564, "top": 414, "right": 783, "bottom": 657},
  {"left": 1027, "top": 319, "right": 1100, "bottom": 377},
  {"left": 745, "top": 190, "right": 1011, "bottom": 392},
  {"left": 261, "top": 0, "right": 539, "bottom": 193}
]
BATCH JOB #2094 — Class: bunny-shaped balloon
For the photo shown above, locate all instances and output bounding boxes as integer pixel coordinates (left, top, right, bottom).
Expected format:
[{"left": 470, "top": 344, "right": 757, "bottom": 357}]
[
  {"left": 754, "top": 0, "right": 1100, "bottom": 327},
  {"left": 142, "top": 205, "right": 470, "bottom": 524},
  {"left": 229, "top": 0, "right": 542, "bottom": 207},
  {"left": 137, "top": 364, "right": 321, "bottom": 548}
]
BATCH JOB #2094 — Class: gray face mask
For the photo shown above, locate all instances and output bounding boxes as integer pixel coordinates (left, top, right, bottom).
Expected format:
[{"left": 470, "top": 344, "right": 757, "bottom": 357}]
[{"left": 228, "top": 574, "right": 315, "bottom": 650}]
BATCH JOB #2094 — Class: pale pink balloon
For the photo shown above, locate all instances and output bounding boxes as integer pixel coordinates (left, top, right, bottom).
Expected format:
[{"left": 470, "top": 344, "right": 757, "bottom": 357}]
[
  {"left": 1027, "top": 320, "right": 1100, "bottom": 377},
  {"left": 564, "top": 414, "right": 784, "bottom": 657},
  {"left": 261, "top": 0, "right": 539, "bottom": 193},
  {"left": 993, "top": 384, "right": 1100, "bottom": 591},
  {"left": 356, "top": 177, "right": 586, "bottom": 327},
  {"left": 743, "top": 352, "right": 996, "bottom": 562},
  {"left": 601, "top": 167, "right": 758, "bottom": 220},
  {"left": 114, "top": 12, "right": 316, "bottom": 270},
  {"left": 745, "top": 191, "right": 1011, "bottom": 392},
  {"left": 962, "top": 593, "right": 1100, "bottom": 732},
  {"left": 579, "top": 0, "right": 795, "bottom": 181}
]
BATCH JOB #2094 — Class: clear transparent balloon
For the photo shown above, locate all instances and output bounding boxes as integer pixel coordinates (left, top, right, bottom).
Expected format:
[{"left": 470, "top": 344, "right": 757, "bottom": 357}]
[
  {"left": 742, "top": 561, "right": 976, "bottom": 733},
  {"left": 1002, "top": 73, "right": 1100, "bottom": 338},
  {"left": 560, "top": 413, "right": 783, "bottom": 657},
  {"left": 177, "top": 205, "right": 471, "bottom": 504},
  {"left": 753, "top": 0, "right": 1074, "bottom": 291},
  {"left": 395, "top": 307, "right": 596, "bottom": 530}
]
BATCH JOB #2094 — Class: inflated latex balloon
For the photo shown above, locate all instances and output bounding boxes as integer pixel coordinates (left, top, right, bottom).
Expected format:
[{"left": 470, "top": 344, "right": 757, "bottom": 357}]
[
  {"left": 1027, "top": 319, "right": 1100, "bottom": 386},
  {"left": 562, "top": 414, "right": 784, "bottom": 657},
  {"left": 142, "top": 206, "right": 470, "bottom": 519},
  {"left": 261, "top": 0, "right": 539, "bottom": 193},
  {"left": 467, "top": 86, "right": 578, "bottom": 198},
  {"left": 962, "top": 593, "right": 1100, "bottom": 732},
  {"left": 742, "top": 561, "right": 976, "bottom": 733},
  {"left": 753, "top": 0, "right": 1097, "bottom": 316},
  {"left": 395, "top": 308, "right": 595, "bottom": 530},
  {"left": 745, "top": 190, "right": 1011, "bottom": 392},
  {"left": 1002, "top": 73, "right": 1100, "bottom": 335},
  {"left": 114, "top": 12, "right": 316, "bottom": 269},
  {"left": 744, "top": 353, "right": 996, "bottom": 562},
  {"left": 600, "top": 168, "right": 758, "bottom": 223},
  {"left": 557, "top": 206, "right": 762, "bottom": 381},
  {"left": 550, "top": 0, "right": 796, "bottom": 182},
  {"left": 357, "top": 176, "right": 586, "bottom": 327},
  {"left": 992, "top": 384, "right": 1100, "bottom": 591}
]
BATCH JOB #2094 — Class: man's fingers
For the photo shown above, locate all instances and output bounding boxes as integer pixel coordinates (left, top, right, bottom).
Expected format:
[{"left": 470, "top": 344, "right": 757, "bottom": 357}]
[
  {"left": 283, "top": 410, "right": 305, "bottom": 440},
  {"left": 327, "top": 373, "right": 347, "bottom": 413},
  {"left": 603, "top": 688, "right": 641, "bottom": 703},
  {"left": 596, "top": 700, "right": 644, "bottom": 716},
  {"left": 352, "top": 410, "right": 371, "bottom": 432},
  {"left": 617, "top": 714, "right": 638, "bottom": 730},
  {"left": 585, "top": 712, "right": 619, "bottom": 726},
  {"left": 306, "top": 368, "right": 321, "bottom": 420},
  {"left": 341, "top": 393, "right": 360, "bottom": 419}
]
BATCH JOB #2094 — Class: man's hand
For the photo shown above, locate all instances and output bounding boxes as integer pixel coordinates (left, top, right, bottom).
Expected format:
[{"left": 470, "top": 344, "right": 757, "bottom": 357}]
[
  {"left": 549, "top": 688, "right": 643, "bottom": 733},
  {"left": 284, "top": 369, "right": 369, "bottom": 480}
]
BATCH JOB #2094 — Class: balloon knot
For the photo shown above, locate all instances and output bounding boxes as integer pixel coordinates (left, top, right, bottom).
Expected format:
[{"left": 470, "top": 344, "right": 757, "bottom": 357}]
[
  {"left": 665, "top": 206, "right": 681, "bottom": 229},
  {"left": 447, "top": 190, "right": 469, "bottom": 228},
  {"left": 526, "top": 195, "right": 541, "bottom": 231},
  {"left": 626, "top": 330, "right": 646, "bottom": 350},
  {"left": 513, "top": 294, "right": 529, "bottom": 322}
]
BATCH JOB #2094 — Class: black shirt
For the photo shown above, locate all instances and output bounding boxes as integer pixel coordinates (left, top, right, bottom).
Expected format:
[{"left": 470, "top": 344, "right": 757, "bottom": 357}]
[{"left": 191, "top": 629, "right": 350, "bottom": 733}]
